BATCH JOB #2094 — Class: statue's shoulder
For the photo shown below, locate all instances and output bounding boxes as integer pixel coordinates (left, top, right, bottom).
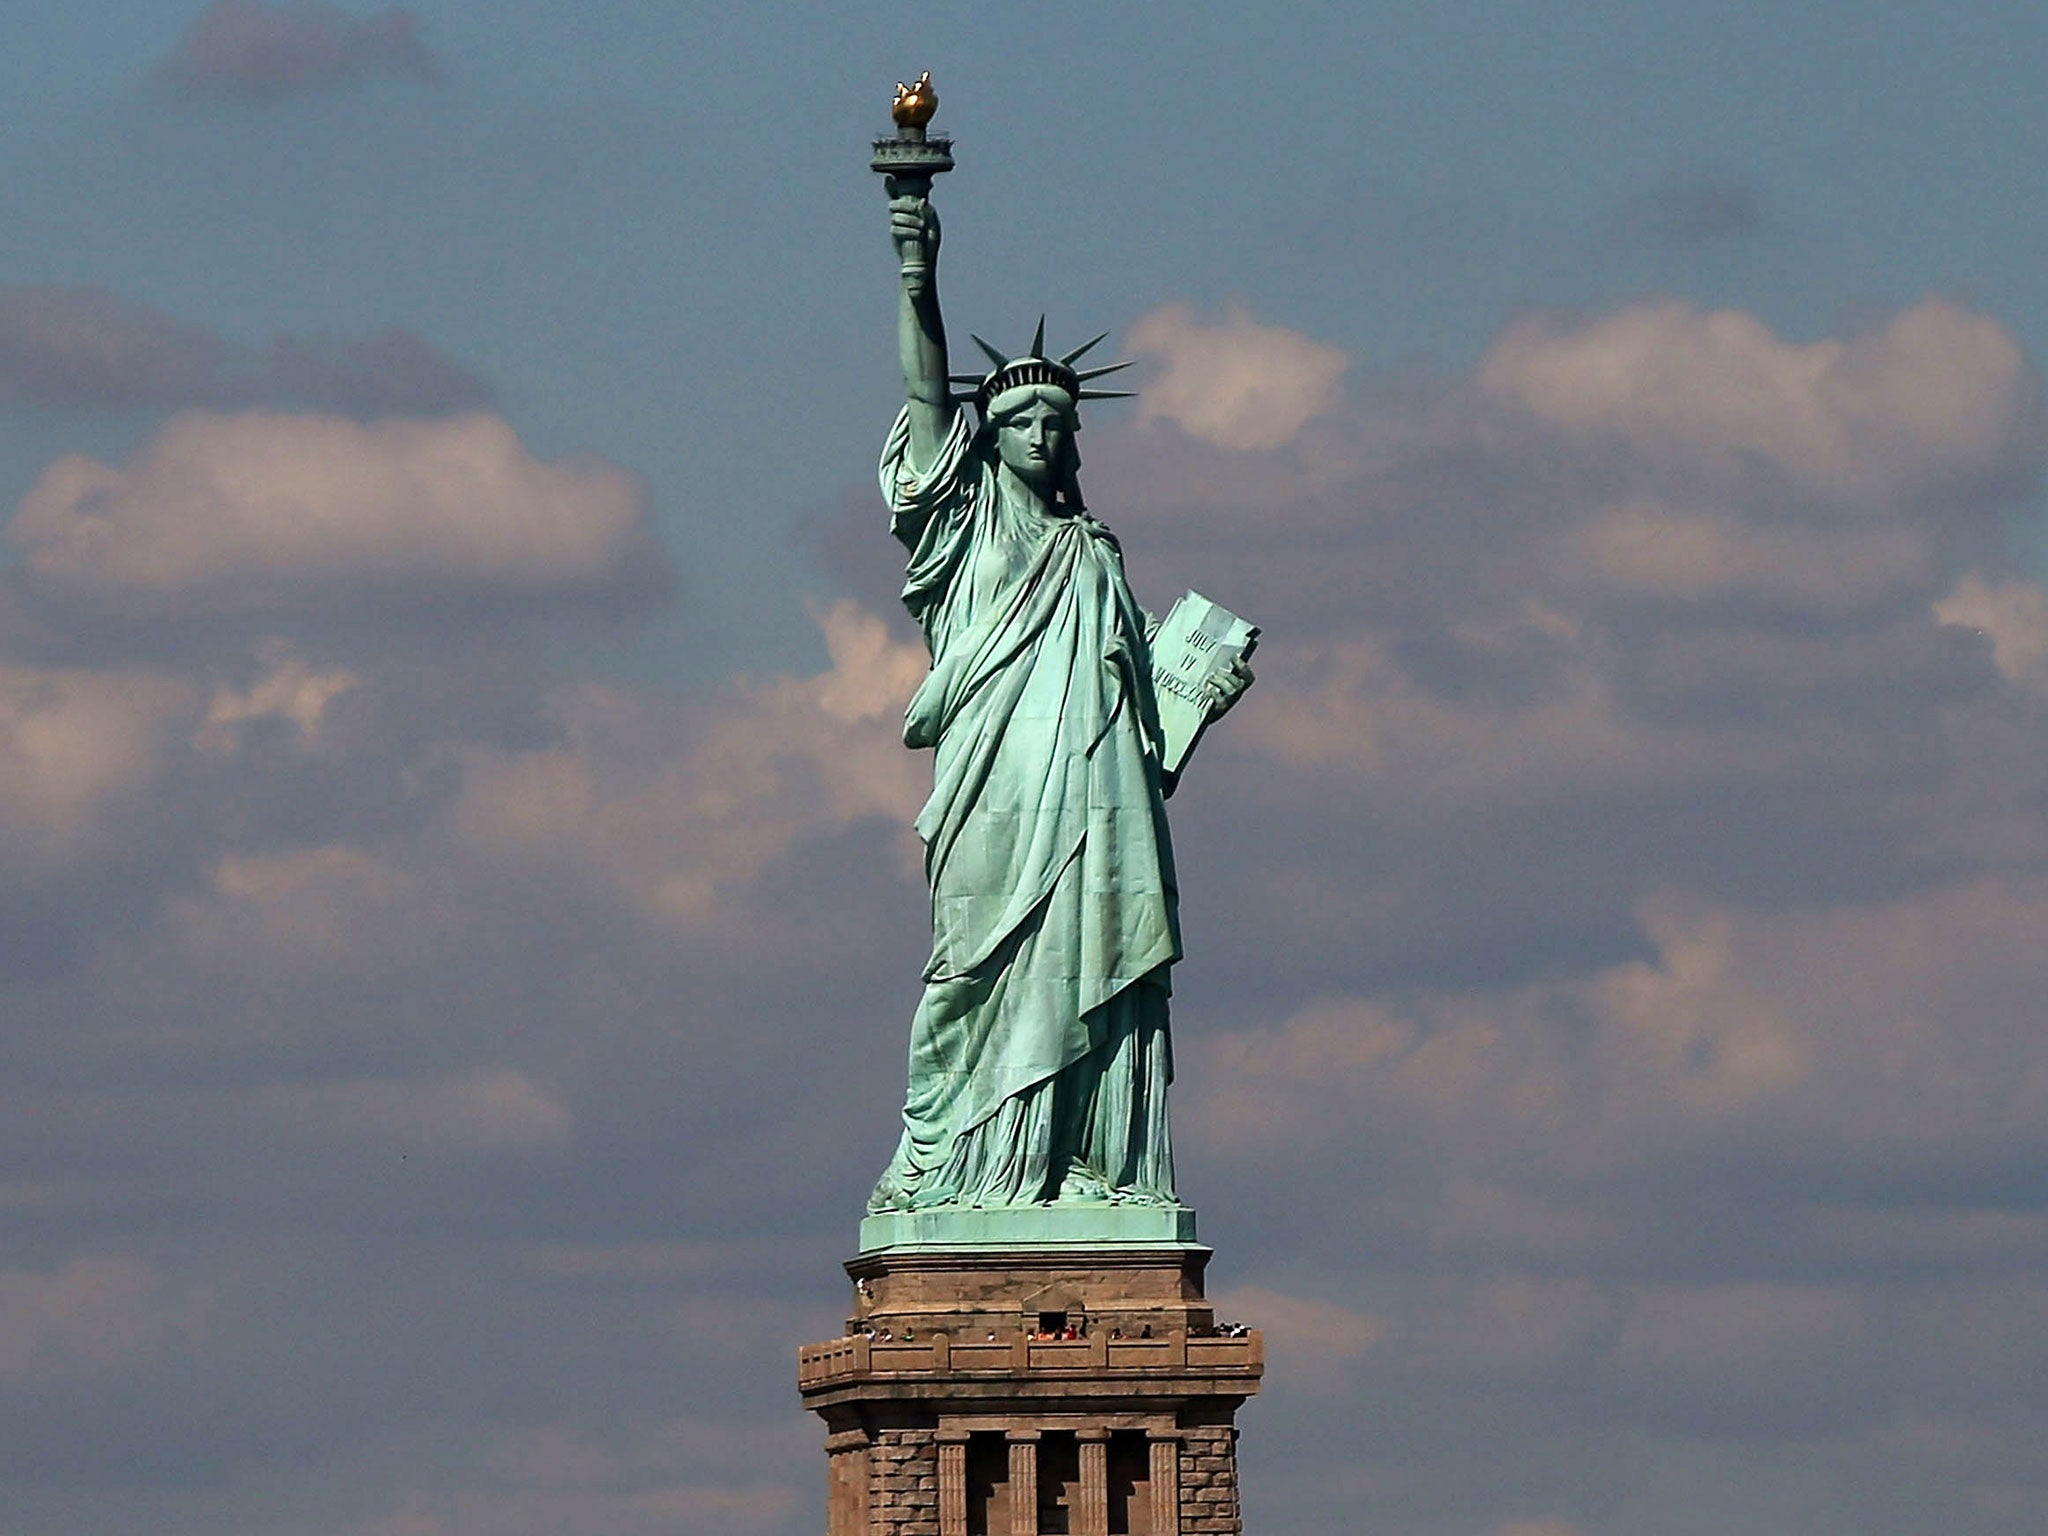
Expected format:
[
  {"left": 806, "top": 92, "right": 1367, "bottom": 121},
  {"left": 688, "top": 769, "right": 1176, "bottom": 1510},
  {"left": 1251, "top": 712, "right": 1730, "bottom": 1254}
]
[{"left": 1078, "top": 512, "right": 1122, "bottom": 553}]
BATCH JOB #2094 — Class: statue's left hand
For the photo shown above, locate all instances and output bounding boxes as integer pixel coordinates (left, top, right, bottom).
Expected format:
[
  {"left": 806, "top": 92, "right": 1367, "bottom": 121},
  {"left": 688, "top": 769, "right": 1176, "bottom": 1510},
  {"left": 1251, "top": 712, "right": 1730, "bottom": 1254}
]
[{"left": 1205, "top": 657, "right": 1255, "bottom": 717}]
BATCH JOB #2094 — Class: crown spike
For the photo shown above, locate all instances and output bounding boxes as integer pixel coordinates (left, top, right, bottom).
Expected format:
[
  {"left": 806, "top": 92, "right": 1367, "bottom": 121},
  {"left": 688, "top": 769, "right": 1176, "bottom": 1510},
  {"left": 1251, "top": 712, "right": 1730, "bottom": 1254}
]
[
  {"left": 1059, "top": 331, "right": 1111, "bottom": 366},
  {"left": 1029, "top": 315, "right": 1046, "bottom": 358},
  {"left": 1074, "top": 360, "right": 1133, "bottom": 383},
  {"left": 969, "top": 334, "right": 1009, "bottom": 370},
  {"left": 1077, "top": 389, "right": 1136, "bottom": 401}
]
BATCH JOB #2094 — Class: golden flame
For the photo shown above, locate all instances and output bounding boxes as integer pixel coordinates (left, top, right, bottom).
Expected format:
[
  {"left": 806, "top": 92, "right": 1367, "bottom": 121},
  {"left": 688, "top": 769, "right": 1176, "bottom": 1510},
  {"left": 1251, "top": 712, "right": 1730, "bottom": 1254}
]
[{"left": 891, "top": 71, "right": 938, "bottom": 128}]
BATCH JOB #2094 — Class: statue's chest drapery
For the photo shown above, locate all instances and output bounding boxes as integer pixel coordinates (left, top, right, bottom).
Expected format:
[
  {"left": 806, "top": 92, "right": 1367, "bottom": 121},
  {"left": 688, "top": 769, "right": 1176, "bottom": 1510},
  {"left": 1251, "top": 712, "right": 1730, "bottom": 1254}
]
[
  {"left": 960, "top": 492, "right": 1056, "bottom": 619},
  {"left": 878, "top": 405, "right": 1181, "bottom": 1124},
  {"left": 941, "top": 491, "right": 1120, "bottom": 660},
  {"left": 883, "top": 407, "right": 1163, "bottom": 781}
]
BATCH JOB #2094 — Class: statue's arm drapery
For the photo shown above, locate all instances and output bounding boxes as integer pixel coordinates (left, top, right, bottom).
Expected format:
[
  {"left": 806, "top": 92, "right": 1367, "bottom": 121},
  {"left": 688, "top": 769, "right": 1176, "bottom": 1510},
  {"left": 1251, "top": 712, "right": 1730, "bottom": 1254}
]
[{"left": 890, "top": 186, "right": 955, "bottom": 471}]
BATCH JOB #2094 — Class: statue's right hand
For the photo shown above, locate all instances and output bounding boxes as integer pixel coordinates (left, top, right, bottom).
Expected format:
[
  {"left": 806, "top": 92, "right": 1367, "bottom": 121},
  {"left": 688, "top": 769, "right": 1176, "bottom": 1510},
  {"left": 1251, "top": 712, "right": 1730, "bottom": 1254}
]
[{"left": 887, "top": 186, "right": 941, "bottom": 273}]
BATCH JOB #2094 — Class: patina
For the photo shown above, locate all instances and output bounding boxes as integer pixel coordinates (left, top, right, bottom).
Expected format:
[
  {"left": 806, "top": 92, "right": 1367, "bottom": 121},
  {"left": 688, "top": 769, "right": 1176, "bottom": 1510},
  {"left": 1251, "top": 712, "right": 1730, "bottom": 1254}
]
[{"left": 864, "top": 82, "right": 1251, "bottom": 1247}]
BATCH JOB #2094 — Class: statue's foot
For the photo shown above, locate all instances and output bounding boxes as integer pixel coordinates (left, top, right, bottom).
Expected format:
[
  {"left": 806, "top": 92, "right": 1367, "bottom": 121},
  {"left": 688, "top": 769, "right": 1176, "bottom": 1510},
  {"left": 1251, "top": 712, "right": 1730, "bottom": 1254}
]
[
  {"left": 1105, "top": 1187, "right": 1180, "bottom": 1207},
  {"left": 867, "top": 1180, "right": 912, "bottom": 1214},
  {"left": 1055, "top": 1166, "right": 1114, "bottom": 1204}
]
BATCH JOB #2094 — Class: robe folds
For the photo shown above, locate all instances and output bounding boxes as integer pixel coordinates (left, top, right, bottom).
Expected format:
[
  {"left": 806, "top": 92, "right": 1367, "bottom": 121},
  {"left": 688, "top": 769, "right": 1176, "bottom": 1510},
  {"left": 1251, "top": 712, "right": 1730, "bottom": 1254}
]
[{"left": 868, "top": 406, "right": 1183, "bottom": 1212}]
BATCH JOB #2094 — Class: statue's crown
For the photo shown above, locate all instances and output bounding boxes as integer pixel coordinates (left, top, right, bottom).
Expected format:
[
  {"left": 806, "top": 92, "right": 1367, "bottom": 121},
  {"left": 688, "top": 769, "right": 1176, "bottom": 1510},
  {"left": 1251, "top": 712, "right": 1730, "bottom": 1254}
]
[{"left": 950, "top": 319, "right": 1134, "bottom": 415}]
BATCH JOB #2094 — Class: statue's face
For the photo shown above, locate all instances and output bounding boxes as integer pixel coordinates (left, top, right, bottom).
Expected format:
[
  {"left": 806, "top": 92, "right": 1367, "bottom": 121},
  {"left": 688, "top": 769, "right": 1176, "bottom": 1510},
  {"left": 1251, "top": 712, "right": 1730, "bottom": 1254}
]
[{"left": 992, "top": 392, "right": 1071, "bottom": 495}]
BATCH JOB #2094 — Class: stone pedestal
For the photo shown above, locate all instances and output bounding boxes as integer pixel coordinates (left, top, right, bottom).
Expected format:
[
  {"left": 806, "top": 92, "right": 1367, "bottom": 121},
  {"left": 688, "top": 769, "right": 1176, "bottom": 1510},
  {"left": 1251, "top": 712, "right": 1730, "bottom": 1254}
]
[{"left": 798, "top": 1246, "right": 1260, "bottom": 1534}]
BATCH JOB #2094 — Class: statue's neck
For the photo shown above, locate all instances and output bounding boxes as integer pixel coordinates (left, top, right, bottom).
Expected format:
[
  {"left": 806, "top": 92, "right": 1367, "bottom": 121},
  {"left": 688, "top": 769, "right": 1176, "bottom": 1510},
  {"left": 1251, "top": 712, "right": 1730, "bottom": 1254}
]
[{"left": 995, "top": 463, "right": 1064, "bottom": 520}]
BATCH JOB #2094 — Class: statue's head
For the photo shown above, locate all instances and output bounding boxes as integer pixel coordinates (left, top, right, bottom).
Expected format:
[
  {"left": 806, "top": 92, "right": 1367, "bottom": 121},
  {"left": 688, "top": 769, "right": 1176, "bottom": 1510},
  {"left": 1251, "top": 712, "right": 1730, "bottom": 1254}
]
[
  {"left": 953, "top": 321, "right": 1132, "bottom": 514},
  {"left": 987, "top": 383, "right": 1078, "bottom": 503}
]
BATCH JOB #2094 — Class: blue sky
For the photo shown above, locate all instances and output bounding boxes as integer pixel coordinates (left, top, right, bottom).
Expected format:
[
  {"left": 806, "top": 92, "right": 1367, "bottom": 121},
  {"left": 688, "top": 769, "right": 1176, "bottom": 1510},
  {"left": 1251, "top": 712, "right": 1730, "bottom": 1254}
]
[
  {"left": 8, "top": 3, "right": 2048, "bottom": 664},
  {"left": 2, "top": 5, "right": 2047, "bottom": 1535}
]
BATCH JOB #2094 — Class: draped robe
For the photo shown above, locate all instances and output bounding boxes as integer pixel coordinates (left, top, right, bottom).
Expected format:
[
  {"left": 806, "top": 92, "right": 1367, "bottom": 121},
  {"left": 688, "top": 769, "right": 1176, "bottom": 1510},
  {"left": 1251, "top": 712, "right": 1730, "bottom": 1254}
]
[{"left": 868, "top": 405, "right": 1183, "bottom": 1212}]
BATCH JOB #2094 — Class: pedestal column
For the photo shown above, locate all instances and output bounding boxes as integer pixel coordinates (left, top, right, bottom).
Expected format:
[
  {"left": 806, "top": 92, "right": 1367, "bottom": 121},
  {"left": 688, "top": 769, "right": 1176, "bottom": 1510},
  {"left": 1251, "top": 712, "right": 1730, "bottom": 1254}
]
[
  {"left": 1075, "top": 1429, "right": 1109, "bottom": 1536},
  {"left": 1148, "top": 1433, "right": 1181, "bottom": 1534},
  {"left": 1009, "top": 1429, "right": 1040, "bottom": 1536},
  {"left": 937, "top": 1434, "right": 968, "bottom": 1536}
]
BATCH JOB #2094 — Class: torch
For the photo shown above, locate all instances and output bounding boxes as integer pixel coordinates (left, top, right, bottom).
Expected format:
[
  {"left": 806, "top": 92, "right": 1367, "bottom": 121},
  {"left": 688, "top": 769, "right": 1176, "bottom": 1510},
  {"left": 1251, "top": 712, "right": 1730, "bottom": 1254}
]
[{"left": 870, "top": 72, "right": 953, "bottom": 286}]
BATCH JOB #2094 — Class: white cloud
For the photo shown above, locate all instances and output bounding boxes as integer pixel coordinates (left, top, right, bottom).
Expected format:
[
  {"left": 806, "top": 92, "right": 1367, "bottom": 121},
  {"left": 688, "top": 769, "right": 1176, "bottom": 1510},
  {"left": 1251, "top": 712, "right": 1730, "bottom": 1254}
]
[
  {"left": 0, "top": 662, "right": 191, "bottom": 850},
  {"left": 1127, "top": 303, "right": 1348, "bottom": 450},
  {"left": 1480, "top": 297, "right": 2039, "bottom": 502},
  {"left": 7, "top": 411, "right": 657, "bottom": 609}
]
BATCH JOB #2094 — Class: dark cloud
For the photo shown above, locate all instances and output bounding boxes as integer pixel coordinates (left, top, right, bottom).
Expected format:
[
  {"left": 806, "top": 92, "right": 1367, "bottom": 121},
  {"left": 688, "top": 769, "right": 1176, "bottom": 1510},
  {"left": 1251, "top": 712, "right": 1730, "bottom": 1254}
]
[
  {"left": 1616, "top": 174, "right": 1767, "bottom": 246},
  {"left": 154, "top": 2, "right": 444, "bottom": 104},
  {"left": 0, "top": 286, "right": 490, "bottom": 416},
  {"left": 263, "top": 325, "right": 494, "bottom": 417}
]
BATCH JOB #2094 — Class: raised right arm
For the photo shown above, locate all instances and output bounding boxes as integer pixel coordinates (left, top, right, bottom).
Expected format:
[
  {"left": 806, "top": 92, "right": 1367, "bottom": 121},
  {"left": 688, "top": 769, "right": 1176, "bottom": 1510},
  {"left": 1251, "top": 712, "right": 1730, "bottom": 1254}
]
[{"left": 889, "top": 179, "right": 956, "bottom": 468}]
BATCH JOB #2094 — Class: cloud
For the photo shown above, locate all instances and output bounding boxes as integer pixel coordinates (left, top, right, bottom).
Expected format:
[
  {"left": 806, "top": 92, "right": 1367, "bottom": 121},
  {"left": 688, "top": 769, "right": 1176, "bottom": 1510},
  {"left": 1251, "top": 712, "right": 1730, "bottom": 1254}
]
[
  {"left": 195, "top": 644, "right": 360, "bottom": 752},
  {"left": 1576, "top": 501, "right": 1933, "bottom": 609},
  {"left": 179, "top": 843, "right": 421, "bottom": 967},
  {"left": 1280, "top": 875, "right": 2042, "bottom": 1122},
  {"left": 1938, "top": 575, "right": 2048, "bottom": 689},
  {"left": 0, "top": 1256, "right": 205, "bottom": 1383},
  {"left": 3, "top": 292, "right": 2047, "bottom": 1536},
  {"left": 7, "top": 411, "right": 663, "bottom": 611},
  {"left": 1126, "top": 303, "right": 1348, "bottom": 450},
  {"left": 1479, "top": 297, "right": 2040, "bottom": 504},
  {"left": 261, "top": 325, "right": 493, "bottom": 416},
  {"left": 245, "top": 1065, "right": 573, "bottom": 1152},
  {"left": 1611, "top": 1282, "right": 1868, "bottom": 1382},
  {"left": 1077, "top": 296, "right": 2048, "bottom": 1047},
  {"left": 0, "top": 286, "right": 490, "bottom": 416},
  {"left": 453, "top": 600, "right": 927, "bottom": 924},
  {"left": 1208, "top": 1285, "right": 1380, "bottom": 1392},
  {"left": 0, "top": 663, "right": 192, "bottom": 854},
  {"left": 332, "top": 1477, "right": 800, "bottom": 1536},
  {"left": 155, "top": 2, "right": 443, "bottom": 103},
  {"left": 1616, "top": 175, "right": 1765, "bottom": 246}
]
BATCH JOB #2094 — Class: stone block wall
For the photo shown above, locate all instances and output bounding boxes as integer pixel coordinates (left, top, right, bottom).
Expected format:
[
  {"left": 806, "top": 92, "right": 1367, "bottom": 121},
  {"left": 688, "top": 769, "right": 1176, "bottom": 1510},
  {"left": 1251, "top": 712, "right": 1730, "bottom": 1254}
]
[
  {"left": 1178, "top": 1424, "right": 1241, "bottom": 1535},
  {"left": 868, "top": 1427, "right": 940, "bottom": 1536}
]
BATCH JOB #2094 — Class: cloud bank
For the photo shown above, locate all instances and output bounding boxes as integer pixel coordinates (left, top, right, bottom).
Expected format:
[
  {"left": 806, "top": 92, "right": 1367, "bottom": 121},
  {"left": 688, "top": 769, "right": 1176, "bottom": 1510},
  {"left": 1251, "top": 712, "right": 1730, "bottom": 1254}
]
[
  {"left": 0, "top": 286, "right": 490, "bottom": 416},
  {"left": 5, "top": 292, "right": 2048, "bottom": 1535},
  {"left": 8, "top": 411, "right": 663, "bottom": 611}
]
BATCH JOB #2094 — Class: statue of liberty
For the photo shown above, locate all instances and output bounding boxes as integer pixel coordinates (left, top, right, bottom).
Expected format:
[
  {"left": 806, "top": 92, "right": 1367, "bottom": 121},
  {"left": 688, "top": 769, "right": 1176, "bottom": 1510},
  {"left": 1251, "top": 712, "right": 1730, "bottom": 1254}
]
[{"left": 865, "top": 80, "right": 1253, "bottom": 1233}]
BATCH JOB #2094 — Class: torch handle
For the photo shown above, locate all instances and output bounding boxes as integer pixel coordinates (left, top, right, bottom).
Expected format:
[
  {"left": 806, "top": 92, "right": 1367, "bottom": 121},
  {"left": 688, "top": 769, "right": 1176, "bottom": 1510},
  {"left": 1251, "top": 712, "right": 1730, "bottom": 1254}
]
[{"left": 887, "top": 171, "right": 935, "bottom": 282}]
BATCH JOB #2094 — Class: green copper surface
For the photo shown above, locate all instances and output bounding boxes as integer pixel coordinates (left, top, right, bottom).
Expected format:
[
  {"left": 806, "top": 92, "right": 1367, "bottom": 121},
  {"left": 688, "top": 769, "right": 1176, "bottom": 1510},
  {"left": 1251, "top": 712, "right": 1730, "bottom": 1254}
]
[
  {"left": 860, "top": 1205, "right": 1201, "bottom": 1252},
  {"left": 864, "top": 98, "right": 1252, "bottom": 1254}
]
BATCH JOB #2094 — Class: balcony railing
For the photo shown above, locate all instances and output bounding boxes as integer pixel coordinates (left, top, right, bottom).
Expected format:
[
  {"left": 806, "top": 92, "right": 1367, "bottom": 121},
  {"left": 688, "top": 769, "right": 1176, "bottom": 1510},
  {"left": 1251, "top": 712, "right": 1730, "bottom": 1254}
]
[{"left": 797, "top": 1329, "right": 1261, "bottom": 1387}]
